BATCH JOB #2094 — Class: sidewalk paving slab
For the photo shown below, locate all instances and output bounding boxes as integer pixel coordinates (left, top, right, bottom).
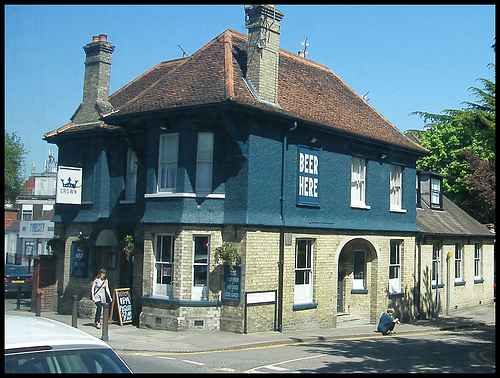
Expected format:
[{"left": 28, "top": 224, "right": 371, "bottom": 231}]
[{"left": 5, "top": 302, "right": 494, "bottom": 354}]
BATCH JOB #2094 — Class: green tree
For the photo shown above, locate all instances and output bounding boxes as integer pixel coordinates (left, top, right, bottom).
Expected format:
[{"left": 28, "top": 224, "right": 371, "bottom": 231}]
[
  {"left": 5, "top": 130, "right": 28, "bottom": 204},
  {"left": 410, "top": 56, "right": 495, "bottom": 223}
]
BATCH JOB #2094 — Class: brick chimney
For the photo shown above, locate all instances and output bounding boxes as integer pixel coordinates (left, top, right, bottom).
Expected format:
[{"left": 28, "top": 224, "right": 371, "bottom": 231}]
[
  {"left": 244, "top": 4, "right": 284, "bottom": 105},
  {"left": 71, "top": 34, "right": 115, "bottom": 124}
]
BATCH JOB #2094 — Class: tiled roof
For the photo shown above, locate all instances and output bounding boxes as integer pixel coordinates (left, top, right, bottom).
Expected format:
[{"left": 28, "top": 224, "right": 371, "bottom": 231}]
[
  {"left": 45, "top": 29, "right": 428, "bottom": 154},
  {"left": 417, "top": 196, "right": 494, "bottom": 237}
]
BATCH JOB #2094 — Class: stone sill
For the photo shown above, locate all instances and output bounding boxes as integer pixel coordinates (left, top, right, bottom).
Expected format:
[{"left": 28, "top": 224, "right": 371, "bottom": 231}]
[
  {"left": 141, "top": 296, "right": 221, "bottom": 307},
  {"left": 293, "top": 302, "right": 318, "bottom": 311}
]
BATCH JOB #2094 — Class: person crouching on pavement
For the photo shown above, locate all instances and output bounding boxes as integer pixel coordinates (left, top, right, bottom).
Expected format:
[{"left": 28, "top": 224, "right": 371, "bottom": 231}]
[{"left": 377, "top": 307, "right": 401, "bottom": 335}]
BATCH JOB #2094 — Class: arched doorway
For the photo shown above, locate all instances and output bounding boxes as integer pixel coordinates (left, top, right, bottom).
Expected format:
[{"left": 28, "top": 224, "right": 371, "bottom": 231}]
[{"left": 336, "top": 238, "right": 379, "bottom": 323}]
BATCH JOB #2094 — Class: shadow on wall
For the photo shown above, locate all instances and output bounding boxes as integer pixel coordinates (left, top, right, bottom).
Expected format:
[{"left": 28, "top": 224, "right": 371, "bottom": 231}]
[{"left": 387, "top": 266, "right": 441, "bottom": 323}]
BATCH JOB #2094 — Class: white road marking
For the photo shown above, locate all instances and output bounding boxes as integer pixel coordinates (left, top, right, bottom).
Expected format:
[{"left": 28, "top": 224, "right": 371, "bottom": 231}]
[
  {"left": 245, "top": 354, "right": 322, "bottom": 373},
  {"left": 182, "top": 359, "right": 205, "bottom": 366}
]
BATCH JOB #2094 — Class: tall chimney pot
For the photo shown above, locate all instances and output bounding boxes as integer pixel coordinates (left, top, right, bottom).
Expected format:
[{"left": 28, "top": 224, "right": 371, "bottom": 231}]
[{"left": 99, "top": 34, "right": 107, "bottom": 42}]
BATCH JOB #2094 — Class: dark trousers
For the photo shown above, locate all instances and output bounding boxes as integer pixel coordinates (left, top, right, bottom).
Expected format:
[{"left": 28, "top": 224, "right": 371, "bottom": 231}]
[
  {"left": 381, "top": 321, "right": 396, "bottom": 334},
  {"left": 94, "top": 301, "right": 104, "bottom": 324}
]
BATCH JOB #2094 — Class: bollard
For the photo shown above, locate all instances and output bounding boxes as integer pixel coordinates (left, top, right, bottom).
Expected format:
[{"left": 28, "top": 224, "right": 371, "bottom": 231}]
[
  {"left": 101, "top": 302, "right": 110, "bottom": 341},
  {"left": 35, "top": 291, "right": 42, "bottom": 317},
  {"left": 72, "top": 295, "right": 79, "bottom": 328},
  {"left": 16, "top": 285, "right": 21, "bottom": 311}
]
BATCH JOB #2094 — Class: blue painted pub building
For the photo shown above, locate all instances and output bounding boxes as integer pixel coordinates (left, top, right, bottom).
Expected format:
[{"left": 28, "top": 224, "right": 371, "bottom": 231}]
[{"left": 45, "top": 5, "right": 431, "bottom": 332}]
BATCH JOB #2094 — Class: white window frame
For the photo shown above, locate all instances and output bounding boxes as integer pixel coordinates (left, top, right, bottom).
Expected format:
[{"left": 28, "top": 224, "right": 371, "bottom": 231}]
[
  {"left": 158, "top": 133, "right": 178, "bottom": 192},
  {"left": 474, "top": 243, "right": 482, "bottom": 280},
  {"left": 125, "top": 148, "right": 137, "bottom": 201},
  {"left": 454, "top": 242, "right": 464, "bottom": 282},
  {"left": 389, "top": 240, "right": 402, "bottom": 293},
  {"left": 153, "top": 234, "right": 174, "bottom": 298},
  {"left": 430, "top": 177, "right": 441, "bottom": 208},
  {"left": 22, "top": 204, "right": 33, "bottom": 221},
  {"left": 196, "top": 132, "right": 214, "bottom": 194},
  {"left": 294, "top": 239, "right": 314, "bottom": 304},
  {"left": 353, "top": 250, "right": 366, "bottom": 290},
  {"left": 432, "top": 242, "right": 442, "bottom": 286},
  {"left": 351, "top": 157, "right": 370, "bottom": 209},
  {"left": 192, "top": 235, "right": 210, "bottom": 301},
  {"left": 390, "top": 165, "right": 405, "bottom": 212}
]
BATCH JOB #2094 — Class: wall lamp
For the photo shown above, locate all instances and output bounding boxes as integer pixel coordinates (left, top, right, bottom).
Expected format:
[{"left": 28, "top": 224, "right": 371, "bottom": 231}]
[{"left": 309, "top": 137, "right": 318, "bottom": 144}]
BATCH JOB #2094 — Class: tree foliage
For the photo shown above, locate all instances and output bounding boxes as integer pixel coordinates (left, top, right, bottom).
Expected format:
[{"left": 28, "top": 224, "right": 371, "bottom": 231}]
[
  {"left": 411, "top": 55, "right": 495, "bottom": 224},
  {"left": 5, "top": 130, "right": 28, "bottom": 204}
]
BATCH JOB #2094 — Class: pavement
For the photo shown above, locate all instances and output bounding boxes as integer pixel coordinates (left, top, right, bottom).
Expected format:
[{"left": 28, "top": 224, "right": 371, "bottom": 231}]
[{"left": 5, "top": 301, "right": 495, "bottom": 354}]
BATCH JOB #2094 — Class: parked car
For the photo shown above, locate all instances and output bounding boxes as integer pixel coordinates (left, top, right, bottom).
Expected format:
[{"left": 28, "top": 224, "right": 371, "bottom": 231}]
[
  {"left": 4, "top": 315, "right": 132, "bottom": 373},
  {"left": 4, "top": 265, "right": 33, "bottom": 297}
]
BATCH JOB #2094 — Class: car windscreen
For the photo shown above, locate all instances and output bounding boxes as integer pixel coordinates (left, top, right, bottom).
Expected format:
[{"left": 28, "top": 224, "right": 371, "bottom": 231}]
[
  {"left": 5, "top": 266, "right": 29, "bottom": 275},
  {"left": 5, "top": 347, "right": 131, "bottom": 373}
]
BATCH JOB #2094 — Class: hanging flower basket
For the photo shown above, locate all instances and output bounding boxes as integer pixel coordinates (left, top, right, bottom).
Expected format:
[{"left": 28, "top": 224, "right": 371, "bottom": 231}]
[
  {"left": 47, "top": 237, "right": 65, "bottom": 254},
  {"left": 214, "top": 243, "right": 240, "bottom": 266},
  {"left": 122, "top": 234, "right": 137, "bottom": 261},
  {"left": 76, "top": 232, "right": 90, "bottom": 251}
]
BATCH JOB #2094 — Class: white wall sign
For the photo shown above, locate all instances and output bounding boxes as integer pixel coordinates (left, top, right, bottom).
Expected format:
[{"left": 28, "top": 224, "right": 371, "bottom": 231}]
[
  {"left": 19, "top": 220, "right": 55, "bottom": 238},
  {"left": 56, "top": 166, "right": 82, "bottom": 204},
  {"left": 246, "top": 291, "right": 276, "bottom": 305}
]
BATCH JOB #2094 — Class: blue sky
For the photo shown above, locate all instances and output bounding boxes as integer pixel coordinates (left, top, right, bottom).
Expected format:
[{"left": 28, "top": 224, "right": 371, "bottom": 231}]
[{"left": 4, "top": 4, "right": 495, "bottom": 177}]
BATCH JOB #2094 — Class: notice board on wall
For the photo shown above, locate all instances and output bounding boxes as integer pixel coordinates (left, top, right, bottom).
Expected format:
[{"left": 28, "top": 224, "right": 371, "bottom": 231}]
[{"left": 109, "top": 288, "right": 133, "bottom": 326}]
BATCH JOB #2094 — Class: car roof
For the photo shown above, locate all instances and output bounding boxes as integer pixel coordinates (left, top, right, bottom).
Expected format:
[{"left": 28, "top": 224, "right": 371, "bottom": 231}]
[{"left": 5, "top": 315, "right": 110, "bottom": 352}]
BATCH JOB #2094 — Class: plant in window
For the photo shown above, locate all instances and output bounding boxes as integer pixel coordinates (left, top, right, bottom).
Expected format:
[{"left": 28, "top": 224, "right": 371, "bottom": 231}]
[
  {"left": 122, "top": 234, "right": 136, "bottom": 261},
  {"left": 214, "top": 243, "right": 240, "bottom": 266}
]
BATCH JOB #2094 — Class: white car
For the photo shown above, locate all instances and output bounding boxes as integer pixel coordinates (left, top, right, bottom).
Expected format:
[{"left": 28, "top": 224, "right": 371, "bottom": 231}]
[{"left": 4, "top": 314, "right": 132, "bottom": 373}]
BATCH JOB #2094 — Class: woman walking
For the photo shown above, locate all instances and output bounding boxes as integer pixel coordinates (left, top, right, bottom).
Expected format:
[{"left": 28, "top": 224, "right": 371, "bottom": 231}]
[{"left": 91, "top": 269, "right": 112, "bottom": 329}]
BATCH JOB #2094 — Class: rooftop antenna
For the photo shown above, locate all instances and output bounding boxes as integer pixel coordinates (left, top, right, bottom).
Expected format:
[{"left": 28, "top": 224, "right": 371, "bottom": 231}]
[
  {"left": 298, "top": 37, "right": 309, "bottom": 57},
  {"left": 362, "top": 92, "right": 370, "bottom": 102},
  {"left": 44, "top": 149, "right": 56, "bottom": 173},
  {"left": 178, "top": 45, "right": 188, "bottom": 58}
]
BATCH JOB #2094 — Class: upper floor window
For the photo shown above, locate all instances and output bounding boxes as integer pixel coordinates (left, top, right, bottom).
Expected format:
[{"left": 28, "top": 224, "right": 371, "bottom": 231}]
[
  {"left": 351, "top": 157, "right": 368, "bottom": 208},
  {"left": 390, "top": 165, "right": 403, "bottom": 211},
  {"left": 125, "top": 148, "right": 137, "bottom": 201},
  {"left": 22, "top": 205, "right": 33, "bottom": 221},
  {"left": 158, "top": 134, "right": 178, "bottom": 192},
  {"left": 455, "top": 242, "right": 464, "bottom": 282},
  {"left": 82, "top": 165, "right": 94, "bottom": 203},
  {"left": 430, "top": 177, "right": 442, "bottom": 209},
  {"left": 196, "top": 132, "right": 214, "bottom": 193},
  {"left": 389, "top": 240, "right": 402, "bottom": 293},
  {"left": 294, "top": 239, "right": 314, "bottom": 304},
  {"left": 474, "top": 243, "right": 482, "bottom": 280}
]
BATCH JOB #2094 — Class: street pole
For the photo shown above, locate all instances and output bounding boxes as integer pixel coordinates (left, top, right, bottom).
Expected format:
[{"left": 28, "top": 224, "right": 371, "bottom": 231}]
[{"left": 446, "top": 252, "right": 451, "bottom": 316}]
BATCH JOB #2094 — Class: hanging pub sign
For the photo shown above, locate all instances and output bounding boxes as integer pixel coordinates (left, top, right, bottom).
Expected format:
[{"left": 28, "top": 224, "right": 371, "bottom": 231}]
[
  {"left": 56, "top": 166, "right": 82, "bottom": 204},
  {"left": 297, "top": 145, "right": 320, "bottom": 206}
]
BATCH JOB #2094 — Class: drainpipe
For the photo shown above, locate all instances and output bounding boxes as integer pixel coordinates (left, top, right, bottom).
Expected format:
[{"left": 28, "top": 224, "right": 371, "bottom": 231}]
[{"left": 277, "top": 121, "right": 298, "bottom": 332}]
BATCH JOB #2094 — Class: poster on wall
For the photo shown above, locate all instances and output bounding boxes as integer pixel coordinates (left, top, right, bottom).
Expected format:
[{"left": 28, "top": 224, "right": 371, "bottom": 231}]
[
  {"left": 297, "top": 145, "right": 320, "bottom": 206},
  {"left": 56, "top": 166, "right": 82, "bottom": 204},
  {"left": 70, "top": 242, "right": 88, "bottom": 278},
  {"left": 223, "top": 265, "right": 241, "bottom": 301}
]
